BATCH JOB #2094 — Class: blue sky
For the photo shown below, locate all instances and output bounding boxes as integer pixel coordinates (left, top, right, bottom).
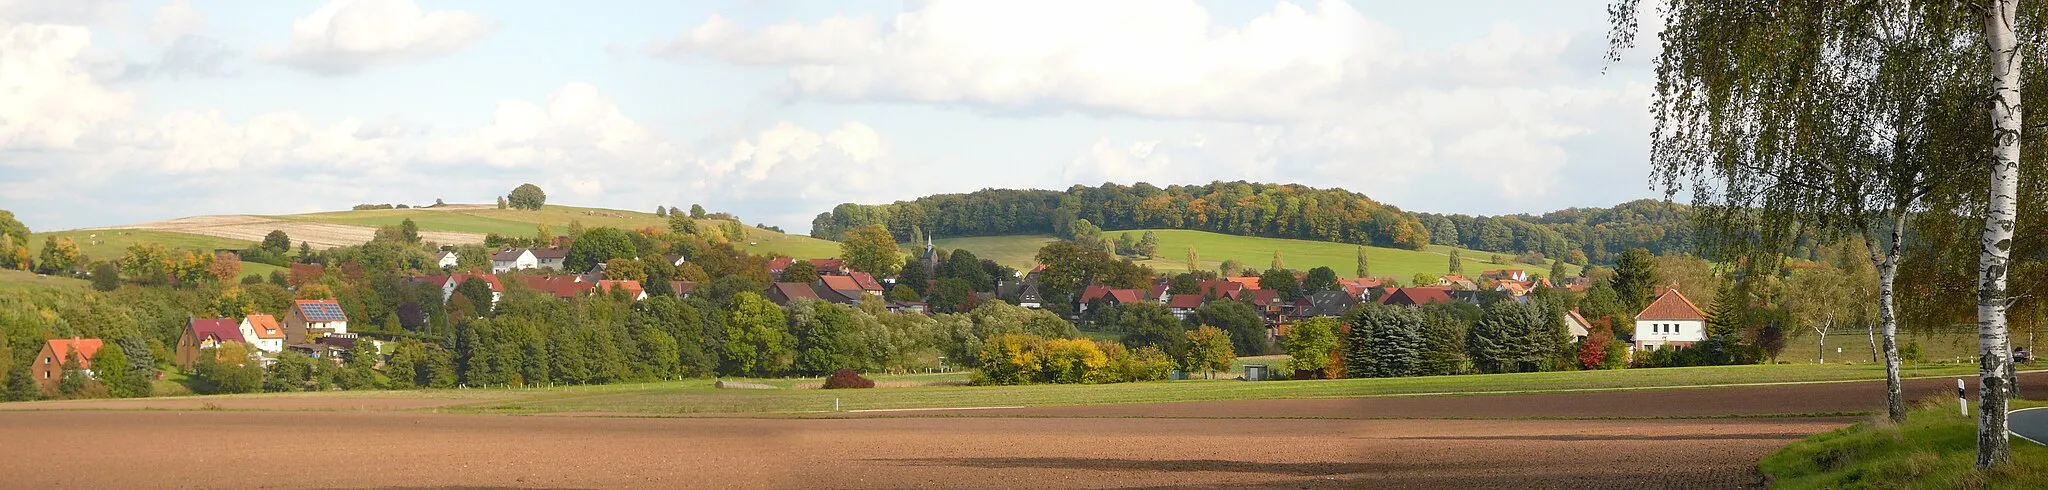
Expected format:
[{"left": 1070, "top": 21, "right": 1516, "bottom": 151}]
[{"left": 0, "top": 0, "right": 1663, "bottom": 233}]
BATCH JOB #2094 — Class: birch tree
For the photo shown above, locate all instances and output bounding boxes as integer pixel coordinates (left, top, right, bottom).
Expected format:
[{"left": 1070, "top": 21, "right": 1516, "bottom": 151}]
[
  {"left": 1609, "top": 0, "right": 1985, "bottom": 424},
  {"left": 1972, "top": 0, "right": 2021, "bottom": 468}
]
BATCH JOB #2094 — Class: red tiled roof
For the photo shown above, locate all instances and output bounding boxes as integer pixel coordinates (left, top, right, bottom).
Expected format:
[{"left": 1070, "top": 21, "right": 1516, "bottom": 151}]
[
  {"left": 769, "top": 282, "right": 821, "bottom": 302},
  {"left": 809, "top": 258, "right": 844, "bottom": 273},
  {"left": 1567, "top": 309, "right": 1594, "bottom": 331},
  {"left": 1226, "top": 277, "right": 1262, "bottom": 290},
  {"left": 1108, "top": 289, "right": 1142, "bottom": 304},
  {"left": 671, "top": 281, "right": 697, "bottom": 295},
  {"left": 1167, "top": 294, "right": 1204, "bottom": 309},
  {"left": 848, "top": 272, "right": 884, "bottom": 291},
  {"left": 596, "top": 280, "right": 644, "bottom": 298},
  {"left": 820, "top": 275, "right": 861, "bottom": 291},
  {"left": 244, "top": 314, "right": 284, "bottom": 340},
  {"left": 1246, "top": 289, "right": 1279, "bottom": 306},
  {"left": 522, "top": 276, "right": 595, "bottom": 298},
  {"left": 1380, "top": 287, "right": 1453, "bottom": 306},
  {"left": 45, "top": 338, "right": 104, "bottom": 369},
  {"left": 1079, "top": 285, "right": 1113, "bottom": 304},
  {"left": 766, "top": 257, "right": 794, "bottom": 272},
  {"left": 1197, "top": 280, "right": 1244, "bottom": 298},
  {"left": 188, "top": 318, "right": 245, "bottom": 344},
  {"left": 450, "top": 273, "right": 504, "bottom": 292},
  {"left": 1636, "top": 289, "right": 1707, "bottom": 321}
]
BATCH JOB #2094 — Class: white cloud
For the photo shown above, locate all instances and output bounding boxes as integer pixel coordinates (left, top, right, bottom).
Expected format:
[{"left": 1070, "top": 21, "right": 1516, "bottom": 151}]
[
  {"left": 665, "top": 0, "right": 1654, "bottom": 214},
  {"left": 261, "top": 0, "right": 493, "bottom": 76},
  {"left": 0, "top": 23, "right": 136, "bottom": 150},
  {"left": 149, "top": 0, "right": 203, "bottom": 43},
  {"left": 424, "top": 82, "right": 666, "bottom": 168},
  {"left": 0, "top": 0, "right": 124, "bottom": 25}
]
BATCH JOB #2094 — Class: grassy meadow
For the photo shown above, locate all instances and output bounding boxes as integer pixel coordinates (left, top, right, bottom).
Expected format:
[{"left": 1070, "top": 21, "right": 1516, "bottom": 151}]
[
  {"left": 0, "top": 268, "right": 89, "bottom": 292},
  {"left": 441, "top": 362, "right": 1973, "bottom": 416},
  {"left": 30, "top": 229, "right": 282, "bottom": 281},
  {"left": 936, "top": 229, "right": 1581, "bottom": 281},
  {"left": 266, "top": 204, "right": 844, "bottom": 259},
  {"left": 1761, "top": 398, "right": 2048, "bottom": 489}
]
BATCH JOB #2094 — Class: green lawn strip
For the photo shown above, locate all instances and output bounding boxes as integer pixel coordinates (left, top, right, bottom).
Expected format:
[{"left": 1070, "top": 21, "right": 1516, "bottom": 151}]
[
  {"left": 33, "top": 229, "right": 257, "bottom": 262},
  {"left": 440, "top": 363, "right": 1977, "bottom": 416},
  {"left": 1761, "top": 399, "right": 2048, "bottom": 489}
]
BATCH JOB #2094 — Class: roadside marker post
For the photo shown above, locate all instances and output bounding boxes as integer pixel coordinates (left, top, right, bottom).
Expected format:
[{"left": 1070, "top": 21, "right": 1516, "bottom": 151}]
[{"left": 1958, "top": 379, "right": 1968, "bottom": 417}]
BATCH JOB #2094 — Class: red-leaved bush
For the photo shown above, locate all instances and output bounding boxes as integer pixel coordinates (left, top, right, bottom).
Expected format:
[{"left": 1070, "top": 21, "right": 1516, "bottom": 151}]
[{"left": 822, "top": 368, "right": 875, "bottom": 389}]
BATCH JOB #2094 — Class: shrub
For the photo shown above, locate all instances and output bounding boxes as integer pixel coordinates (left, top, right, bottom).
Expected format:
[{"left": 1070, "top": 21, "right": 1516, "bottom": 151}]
[
  {"left": 1900, "top": 341, "right": 1924, "bottom": 364},
  {"left": 822, "top": 369, "right": 875, "bottom": 389}
]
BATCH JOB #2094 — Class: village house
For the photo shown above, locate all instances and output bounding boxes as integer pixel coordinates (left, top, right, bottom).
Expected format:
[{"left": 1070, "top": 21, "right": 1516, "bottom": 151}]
[
  {"left": 1566, "top": 309, "right": 1595, "bottom": 343},
  {"left": 669, "top": 281, "right": 698, "bottom": 298},
  {"left": 766, "top": 257, "right": 795, "bottom": 278},
  {"left": 282, "top": 299, "right": 350, "bottom": 345},
  {"left": 1197, "top": 280, "right": 1246, "bottom": 300},
  {"left": 766, "top": 282, "right": 823, "bottom": 306},
  {"left": 239, "top": 314, "right": 286, "bottom": 356},
  {"left": 818, "top": 275, "right": 869, "bottom": 304},
  {"left": 663, "top": 254, "right": 688, "bottom": 267},
  {"left": 33, "top": 338, "right": 102, "bottom": 395},
  {"left": 848, "top": 272, "right": 885, "bottom": 295},
  {"left": 809, "top": 258, "right": 847, "bottom": 275},
  {"left": 433, "top": 250, "right": 459, "bottom": 269},
  {"left": 1297, "top": 291, "right": 1358, "bottom": 318},
  {"left": 998, "top": 281, "right": 1044, "bottom": 309},
  {"left": 522, "top": 275, "right": 597, "bottom": 299},
  {"left": 1633, "top": 289, "right": 1708, "bottom": 351},
  {"left": 1481, "top": 270, "right": 1529, "bottom": 282},
  {"left": 1166, "top": 294, "right": 1205, "bottom": 319},
  {"left": 177, "top": 318, "right": 247, "bottom": 370},
  {"left": 1225, "top": 276, "right": 1262, "bottom": 290},
  {"left": 594, "top": 280, "right": 647, "bottom": 300},
  {"left": 1380, "top": 287, "right": 1455, "bottom": 307},
  {"left": 491, "top": 248, "right": 537, "bottom": 273},
  {"left": 442, "top": 273, "right": 505, "bottom": 306},
  {"left": 531, "top": 247, "right": 569, "bottom": 270}
]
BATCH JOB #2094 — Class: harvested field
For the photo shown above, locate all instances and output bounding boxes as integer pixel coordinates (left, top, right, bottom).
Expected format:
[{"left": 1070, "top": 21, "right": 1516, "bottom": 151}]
[
  {"left": 5, "top": 374, "right": 2039, "bottom": 488},
  {"left": 88, "top": 215, "right": 484, "bottom": 249},
  {"left": 0, "top": 411, "right": 1837, "bottom": 489}
]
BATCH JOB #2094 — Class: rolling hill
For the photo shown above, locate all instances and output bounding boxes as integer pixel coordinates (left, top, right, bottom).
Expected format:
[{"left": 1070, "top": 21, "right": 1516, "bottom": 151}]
[
  {"left": 935, "top": 229, "right": 1580, "bottom": 282},
  {"left": 35, "top": 204, "right": 844, "bottom": 276}
]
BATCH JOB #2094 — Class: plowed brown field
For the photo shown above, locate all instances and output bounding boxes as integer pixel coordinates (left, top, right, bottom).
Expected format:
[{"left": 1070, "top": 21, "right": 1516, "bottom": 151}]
[{"left": 2, "top": 373, "right": 2037, "bottom": 489}]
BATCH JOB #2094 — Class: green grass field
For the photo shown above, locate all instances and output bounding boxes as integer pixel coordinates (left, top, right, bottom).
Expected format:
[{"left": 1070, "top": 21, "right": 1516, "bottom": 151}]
[
  {"left": 30, "top": 229, "right": 280, "bottom": 279},
  {"left": 936, "top": 229, "right": 1580, "bottom": 281},
  {"left": 1761, "top": 398, "right": 2048, "bottom": 489},
  {"left": 264, "top": 204, "right": 845, "bottom": 259},
  {"left": 0, "top": 269, "right": 88, "bottom": 292},
  {"left": 1777, "top": 328, "right": 2021, "bottom": 366},
  {"left": 443, "top": 362, "right": 1974, "bottom": 416}
]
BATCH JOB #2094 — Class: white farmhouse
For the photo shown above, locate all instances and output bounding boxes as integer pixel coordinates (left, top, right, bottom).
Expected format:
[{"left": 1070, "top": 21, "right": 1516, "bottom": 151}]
[
  {"left": 1633, "top": 289, "right": 1708, "bottom": 351},
  {"left": 441, "top": 273, "right": 505, "bottom": 306},
  {"left": 491, "top": 248, "right": 537, "bottom": 273},
  {"left": 238, "top": 314, "right": 287, "bottom": 356},
  {"left": 433, "top": 250, "right": 459, "bottom": 269}
]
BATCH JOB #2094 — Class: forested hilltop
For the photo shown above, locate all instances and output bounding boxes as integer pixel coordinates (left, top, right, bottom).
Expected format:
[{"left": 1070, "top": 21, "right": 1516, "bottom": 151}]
[{"left": 811, "top": 181, "right": 1693, "bottom": 265}]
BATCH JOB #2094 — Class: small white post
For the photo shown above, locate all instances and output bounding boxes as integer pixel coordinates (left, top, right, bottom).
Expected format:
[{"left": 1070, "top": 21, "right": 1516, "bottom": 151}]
[
  {"left": 1958, "top": 379, "right": 1969, "bottom": 417},
  {"left": 835, "top": 398, "right": 841, "bottom": 412}
]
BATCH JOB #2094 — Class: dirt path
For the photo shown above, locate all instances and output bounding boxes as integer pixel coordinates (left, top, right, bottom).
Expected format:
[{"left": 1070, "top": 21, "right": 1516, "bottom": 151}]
[
  {"left": 89, "top": 215, "right": 483, "bottom": 249},
  {"left": 0, "top": 411, "right": 1834, "bottom": 489}
]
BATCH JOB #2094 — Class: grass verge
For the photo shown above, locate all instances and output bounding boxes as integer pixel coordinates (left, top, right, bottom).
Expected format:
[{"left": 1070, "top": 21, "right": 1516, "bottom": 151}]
[
  {"left": 443, "top": 362, "right": 1975, "bottom": 416},
  {"left": 1760, "top": 397, "right": 2048, "bottom": 489}
]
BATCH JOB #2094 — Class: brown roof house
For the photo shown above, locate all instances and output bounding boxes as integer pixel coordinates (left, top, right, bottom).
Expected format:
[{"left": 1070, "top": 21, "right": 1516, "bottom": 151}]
[
  {"left": 1633, "top": 289, "right": 1708, "bottom": 351},
  {"left": 766, "top": 282, "right": 823, "bottom": 305},
  {"left": 177, "top": 318, "right": 247, "bottom": 370},
  {"left": 283, "top": 299, "right": 350, "bottom": 345},
  {"left": 1379, "top": 287, "right": 1455, "bottom": 307}
]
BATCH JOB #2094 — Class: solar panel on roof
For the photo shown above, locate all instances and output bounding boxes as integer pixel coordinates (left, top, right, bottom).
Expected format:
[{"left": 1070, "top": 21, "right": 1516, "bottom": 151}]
[{"left": 300, "top": 302, "right": 347, "bottom": 321}]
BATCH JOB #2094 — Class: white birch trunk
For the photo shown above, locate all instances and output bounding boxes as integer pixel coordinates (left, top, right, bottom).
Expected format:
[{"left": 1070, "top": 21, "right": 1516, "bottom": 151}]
[
  {"left": 1866, "top": 212, "right": 1909, "bottom": 423},
  {"left": 1976, "top": 0, "right": 2021, "bottom": 468}
]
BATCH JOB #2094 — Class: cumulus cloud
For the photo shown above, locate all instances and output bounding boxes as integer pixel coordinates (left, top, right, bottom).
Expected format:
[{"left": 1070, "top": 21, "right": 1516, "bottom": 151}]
[
  {"left": 149, "top": 0, "right": 203, "bottom": 43},
  {"left": 0, "top": 0, "right": 124, "bottom": 25},
  {"left": 261, "top": 0, "right": 493, "bottom": 76},
  {"left": 659, "top": 0, "right": 1655, "bottom": 213},
  {"left": 0, "top": 23, "right": 136, "bottom": 150}
]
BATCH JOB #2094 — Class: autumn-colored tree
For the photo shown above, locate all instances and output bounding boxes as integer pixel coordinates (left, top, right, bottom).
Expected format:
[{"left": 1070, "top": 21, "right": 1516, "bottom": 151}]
[
  {"left": 211, "top": 286, "right": 256, "bottom": 318},
  {"left": 121, "top": 243, "right": 174, "bottom": 285},
  {"left": 35, "top": 236, "right": 84, "bottom": 273},
  {"left": 839, "top": 224, "right": 902, "bottom": 276},
  {"left": 296, "top": 284, "right": 336, "bottom": 300},
  {"left": 1182, "top": 326, "right": 1235, "bottom": 379},
  {"left": 208, "top": 251, "right": 242, "bottom": 282}
]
